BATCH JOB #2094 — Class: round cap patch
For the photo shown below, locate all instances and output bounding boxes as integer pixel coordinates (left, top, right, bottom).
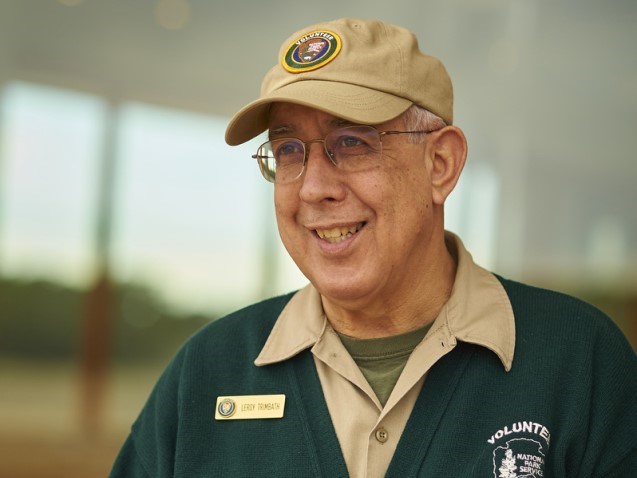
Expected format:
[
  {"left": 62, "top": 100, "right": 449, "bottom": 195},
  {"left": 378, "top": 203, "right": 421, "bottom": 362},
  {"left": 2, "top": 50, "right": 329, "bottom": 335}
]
[{"left": 282, "top": 30, "right": 342, "bottom": 73}]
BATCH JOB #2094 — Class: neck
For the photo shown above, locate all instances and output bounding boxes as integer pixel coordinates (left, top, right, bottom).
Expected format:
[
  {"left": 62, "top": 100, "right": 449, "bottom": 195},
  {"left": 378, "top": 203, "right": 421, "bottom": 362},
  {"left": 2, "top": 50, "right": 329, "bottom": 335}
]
[{"left": 322, "top": 231, "right": 457, "bottom": 339}]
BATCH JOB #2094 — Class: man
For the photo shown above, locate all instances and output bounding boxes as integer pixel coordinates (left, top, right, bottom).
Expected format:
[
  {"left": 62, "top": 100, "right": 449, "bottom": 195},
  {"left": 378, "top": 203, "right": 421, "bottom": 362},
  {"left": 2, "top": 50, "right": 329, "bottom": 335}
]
[{"left": 110, "top": 18, "right": 637, "bottom": 477}]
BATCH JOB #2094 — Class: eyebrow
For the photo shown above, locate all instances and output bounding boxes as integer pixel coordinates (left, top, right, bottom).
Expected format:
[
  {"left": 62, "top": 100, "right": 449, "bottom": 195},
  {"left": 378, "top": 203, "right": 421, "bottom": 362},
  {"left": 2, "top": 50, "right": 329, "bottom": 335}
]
[
  {"left": 268, "top": 125, "right": 294, "bottom": 139},
  {"left": 327, "top": 118, "right": 357, "bottom": 128}
]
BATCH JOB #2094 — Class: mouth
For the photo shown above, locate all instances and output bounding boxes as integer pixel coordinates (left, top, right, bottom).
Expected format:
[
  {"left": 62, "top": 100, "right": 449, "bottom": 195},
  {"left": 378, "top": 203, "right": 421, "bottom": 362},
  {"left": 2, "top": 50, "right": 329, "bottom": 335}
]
[{"left": 315, "top": 222, "right": 365, "bottom": 244}]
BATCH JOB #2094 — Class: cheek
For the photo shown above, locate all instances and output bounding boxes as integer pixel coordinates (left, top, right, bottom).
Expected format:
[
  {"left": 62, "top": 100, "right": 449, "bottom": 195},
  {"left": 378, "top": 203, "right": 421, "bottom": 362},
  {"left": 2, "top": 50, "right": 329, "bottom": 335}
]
[
  {"left": 385, "top": 169, "right": 432, "bottom": 228},
  {"left": 273, "top": 186, "right": 294, "bottom": 217},
  {"left": 274, "top": 189, "right": 301, "bottom": 245},
  {"left": 390, "top": 161, "right": 430, "bottom": 200}
]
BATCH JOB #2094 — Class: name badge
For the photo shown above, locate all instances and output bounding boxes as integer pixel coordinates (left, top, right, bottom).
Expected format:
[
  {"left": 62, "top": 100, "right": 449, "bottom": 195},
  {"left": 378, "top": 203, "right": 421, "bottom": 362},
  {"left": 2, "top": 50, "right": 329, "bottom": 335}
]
[{"left": 215, "top": 394, "right": 286, "bottom": 420}]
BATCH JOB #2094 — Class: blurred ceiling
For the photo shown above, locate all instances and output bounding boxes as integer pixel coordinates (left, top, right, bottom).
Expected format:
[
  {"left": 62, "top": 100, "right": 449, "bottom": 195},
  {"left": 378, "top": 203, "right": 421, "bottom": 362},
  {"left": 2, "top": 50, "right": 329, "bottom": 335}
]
[
  {"left": 1, "top": 0, "right": 636, "bottom": 278},
  {"left": 0, "top": 0, "right": 634, "bottom": 165}
]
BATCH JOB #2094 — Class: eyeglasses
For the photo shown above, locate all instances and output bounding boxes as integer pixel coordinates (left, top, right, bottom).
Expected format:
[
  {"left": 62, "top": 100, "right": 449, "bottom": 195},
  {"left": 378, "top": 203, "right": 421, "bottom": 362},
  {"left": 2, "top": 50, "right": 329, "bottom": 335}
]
[{"left": 251, "top": 125, "right": 433, "bottom": 183}]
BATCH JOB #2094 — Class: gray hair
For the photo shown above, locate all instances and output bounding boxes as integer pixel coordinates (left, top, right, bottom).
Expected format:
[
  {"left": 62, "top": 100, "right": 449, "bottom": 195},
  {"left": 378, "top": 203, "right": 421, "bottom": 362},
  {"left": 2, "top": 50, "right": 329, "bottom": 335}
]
[{"left": 401, "top": 105, "right": 447, "bottom": 143}]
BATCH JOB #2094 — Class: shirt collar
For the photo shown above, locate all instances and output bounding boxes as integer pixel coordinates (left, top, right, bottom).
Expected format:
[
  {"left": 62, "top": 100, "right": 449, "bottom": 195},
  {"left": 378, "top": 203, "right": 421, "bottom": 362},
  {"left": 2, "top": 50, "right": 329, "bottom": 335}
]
[
  {"left": 254, "top": 283, "right": 326, "bottom": 366},
  {"left": 255, "top": 232, "right": 515, "bottom": 371},
  {"left": 442, "top": 232, "right": 515, "bottom": 371}
]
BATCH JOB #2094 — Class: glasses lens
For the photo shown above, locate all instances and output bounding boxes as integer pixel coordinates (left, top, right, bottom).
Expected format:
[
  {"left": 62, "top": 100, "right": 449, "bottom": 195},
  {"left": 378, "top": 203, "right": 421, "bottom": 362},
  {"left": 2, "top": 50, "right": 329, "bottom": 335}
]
[
  {"left": 264, "top": 138, "right": 305, "bottom": 183},
  {"left": 255, "top": 145, "right": 276, "bottom": 183},
  {"left": 325, "top": 126, "right": 381, "bottom": 170}
]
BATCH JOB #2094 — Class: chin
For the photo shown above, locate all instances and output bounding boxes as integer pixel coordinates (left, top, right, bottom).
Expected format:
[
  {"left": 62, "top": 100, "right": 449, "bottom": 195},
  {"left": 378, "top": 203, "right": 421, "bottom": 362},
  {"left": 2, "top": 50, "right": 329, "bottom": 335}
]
[{"left": 311, "top": 273, "right": 378, "bottom": 305}]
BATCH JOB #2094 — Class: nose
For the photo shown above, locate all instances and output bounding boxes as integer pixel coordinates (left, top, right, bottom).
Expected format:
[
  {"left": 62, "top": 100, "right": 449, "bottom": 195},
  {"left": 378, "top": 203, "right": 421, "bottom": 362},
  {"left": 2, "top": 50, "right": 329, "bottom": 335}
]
[{"left": 298, "top": 142, "right": 346, "bottom": 204}]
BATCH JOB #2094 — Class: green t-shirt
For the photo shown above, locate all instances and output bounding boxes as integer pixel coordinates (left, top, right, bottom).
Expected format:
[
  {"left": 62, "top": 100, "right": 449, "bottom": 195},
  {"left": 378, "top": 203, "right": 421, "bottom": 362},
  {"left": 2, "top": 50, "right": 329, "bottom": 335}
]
[{"left": 338, "top": 323, "right": 432, "bottom": 406}]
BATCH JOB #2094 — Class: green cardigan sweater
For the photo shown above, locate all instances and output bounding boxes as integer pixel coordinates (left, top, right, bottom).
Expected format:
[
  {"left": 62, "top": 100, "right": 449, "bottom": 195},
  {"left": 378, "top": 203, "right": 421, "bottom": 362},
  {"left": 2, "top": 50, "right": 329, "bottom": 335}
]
[{"left": 110, "top": 277, "right": 637, "bottom": 477}]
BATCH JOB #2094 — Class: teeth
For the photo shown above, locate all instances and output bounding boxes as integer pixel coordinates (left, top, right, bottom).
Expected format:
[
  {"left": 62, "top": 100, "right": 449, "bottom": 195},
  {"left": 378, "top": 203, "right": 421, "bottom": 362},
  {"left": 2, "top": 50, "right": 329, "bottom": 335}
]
[{"left": 316, "top": 223, "right": 363, "bottom": 243}]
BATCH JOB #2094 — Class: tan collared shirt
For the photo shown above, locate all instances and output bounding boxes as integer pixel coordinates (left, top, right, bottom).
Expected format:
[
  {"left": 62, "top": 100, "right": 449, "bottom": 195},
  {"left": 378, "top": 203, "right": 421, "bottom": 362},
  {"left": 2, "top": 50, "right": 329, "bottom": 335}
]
[{"left": 255, "top": 233, "right": 516, "bottom": 478}]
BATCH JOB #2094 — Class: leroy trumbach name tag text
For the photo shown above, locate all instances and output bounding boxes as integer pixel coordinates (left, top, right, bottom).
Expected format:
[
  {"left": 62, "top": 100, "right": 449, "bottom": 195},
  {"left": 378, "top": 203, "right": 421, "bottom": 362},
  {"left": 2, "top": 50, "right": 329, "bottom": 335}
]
[{"left": 215, "top": 394, "right": 285, "bottom": 420}]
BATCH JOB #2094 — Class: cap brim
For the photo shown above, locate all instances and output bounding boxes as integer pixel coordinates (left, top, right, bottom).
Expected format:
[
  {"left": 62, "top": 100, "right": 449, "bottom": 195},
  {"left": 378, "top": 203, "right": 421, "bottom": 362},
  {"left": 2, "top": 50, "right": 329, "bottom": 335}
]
[{"left": 225, "top": 80, "right": 412, "bottom": 145}]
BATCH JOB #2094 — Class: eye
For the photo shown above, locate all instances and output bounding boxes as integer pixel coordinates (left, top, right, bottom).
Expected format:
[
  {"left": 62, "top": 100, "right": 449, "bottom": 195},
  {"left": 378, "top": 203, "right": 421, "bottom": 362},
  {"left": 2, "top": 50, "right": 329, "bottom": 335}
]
[
  {"left": 329, "top": 129, "right": 377, "bottom": 157},
  {"left": 274, "top": 140, "right": 303, "bottom": 158},
  {"left": 337, "top": 135, "right": 366, "bottom": 148}
]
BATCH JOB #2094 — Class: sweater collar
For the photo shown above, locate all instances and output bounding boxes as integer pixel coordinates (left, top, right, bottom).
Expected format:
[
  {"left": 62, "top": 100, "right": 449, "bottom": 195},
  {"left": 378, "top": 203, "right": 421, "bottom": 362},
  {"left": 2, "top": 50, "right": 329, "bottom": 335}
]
[{"left": 255, "top": 232, "right": 515, "bottom": 371}]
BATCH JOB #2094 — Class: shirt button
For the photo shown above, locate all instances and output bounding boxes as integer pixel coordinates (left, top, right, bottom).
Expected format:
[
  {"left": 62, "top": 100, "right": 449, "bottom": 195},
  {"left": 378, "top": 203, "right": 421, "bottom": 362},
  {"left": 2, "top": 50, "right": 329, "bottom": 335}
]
[{"left": 375, "top": 427, "right": 389, "bottom": 443}]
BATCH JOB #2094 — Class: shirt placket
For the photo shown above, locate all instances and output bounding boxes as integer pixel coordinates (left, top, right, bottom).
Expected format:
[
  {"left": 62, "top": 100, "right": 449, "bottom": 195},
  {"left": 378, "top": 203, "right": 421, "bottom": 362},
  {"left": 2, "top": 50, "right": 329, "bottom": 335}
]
[{"left": 312, "top": 319, "right": 457, "bottom": 478}]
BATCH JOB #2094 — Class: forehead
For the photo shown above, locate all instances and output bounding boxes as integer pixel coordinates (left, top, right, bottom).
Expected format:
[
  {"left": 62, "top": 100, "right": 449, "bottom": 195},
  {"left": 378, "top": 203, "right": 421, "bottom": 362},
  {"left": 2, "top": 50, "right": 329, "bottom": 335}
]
[
  {"left": 268, "top": 103, "right": 350, "bottom": 131},
  {"left": 266, "top": 102, "right": 427, "bottom": 169},
  {"left": 267, "top": 102, "right": 405, "bottom": 136}
]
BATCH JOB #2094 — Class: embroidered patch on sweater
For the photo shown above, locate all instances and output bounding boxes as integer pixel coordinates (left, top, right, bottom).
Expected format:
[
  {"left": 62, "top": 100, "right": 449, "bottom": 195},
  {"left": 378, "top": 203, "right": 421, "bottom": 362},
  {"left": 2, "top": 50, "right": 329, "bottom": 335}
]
[{"left": 488, "top": 421, "right": 550, "bottom": 478}]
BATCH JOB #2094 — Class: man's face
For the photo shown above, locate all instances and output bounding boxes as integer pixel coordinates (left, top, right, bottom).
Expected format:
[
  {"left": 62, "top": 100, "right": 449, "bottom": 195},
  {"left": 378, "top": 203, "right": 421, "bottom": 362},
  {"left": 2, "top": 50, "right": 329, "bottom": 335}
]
[{"left": 270, "top": 103, "right": 438, "bottom": 309}]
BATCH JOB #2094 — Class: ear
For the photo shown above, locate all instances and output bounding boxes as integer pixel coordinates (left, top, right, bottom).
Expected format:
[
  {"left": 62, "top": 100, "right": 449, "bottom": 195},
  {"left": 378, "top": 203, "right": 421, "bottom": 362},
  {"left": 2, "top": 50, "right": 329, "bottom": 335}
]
[{"left": 427, "top": 126, "right": 467, "bottom": 205}]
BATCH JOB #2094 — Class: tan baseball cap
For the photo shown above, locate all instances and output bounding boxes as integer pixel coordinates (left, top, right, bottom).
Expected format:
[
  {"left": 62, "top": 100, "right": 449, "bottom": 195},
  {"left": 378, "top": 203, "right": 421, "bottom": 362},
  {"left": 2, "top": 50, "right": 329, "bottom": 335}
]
[{"left": 225, "top": 18, "right": 453, "bottom": 146}]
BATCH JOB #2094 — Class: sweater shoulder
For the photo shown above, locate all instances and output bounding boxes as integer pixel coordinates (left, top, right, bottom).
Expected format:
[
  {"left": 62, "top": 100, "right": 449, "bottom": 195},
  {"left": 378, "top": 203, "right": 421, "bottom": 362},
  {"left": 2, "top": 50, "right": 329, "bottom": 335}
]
[
  {"left": 497, "top": 275, "right": 607, "bottom": 321},
  {"left": 180, "top": 292, "right": 296, "bottom": 363},
  {"left": 495, "top": 275, "right": 630, "bottom": 348}
]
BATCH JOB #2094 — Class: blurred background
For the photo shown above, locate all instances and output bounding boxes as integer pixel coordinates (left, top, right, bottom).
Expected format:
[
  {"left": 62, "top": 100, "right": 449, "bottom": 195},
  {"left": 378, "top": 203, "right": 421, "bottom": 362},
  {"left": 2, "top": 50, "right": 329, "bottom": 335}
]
[{"left": 0, "top": 0, "right": 635, "bottom": 476}]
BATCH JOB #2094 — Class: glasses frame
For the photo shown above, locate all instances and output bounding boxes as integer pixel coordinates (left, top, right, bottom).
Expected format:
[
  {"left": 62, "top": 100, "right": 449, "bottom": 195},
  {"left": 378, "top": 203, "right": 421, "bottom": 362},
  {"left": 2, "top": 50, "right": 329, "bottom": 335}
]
[{"left": 251, "top": 125, "right": 435, "bottom": 183}]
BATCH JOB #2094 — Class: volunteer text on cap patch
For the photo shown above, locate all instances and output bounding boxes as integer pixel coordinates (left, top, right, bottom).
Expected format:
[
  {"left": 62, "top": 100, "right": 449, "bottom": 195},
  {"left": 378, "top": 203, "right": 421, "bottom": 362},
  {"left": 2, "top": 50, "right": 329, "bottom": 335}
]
[{"left": 282, "top": 30, "right": 341, "bottom": 73}]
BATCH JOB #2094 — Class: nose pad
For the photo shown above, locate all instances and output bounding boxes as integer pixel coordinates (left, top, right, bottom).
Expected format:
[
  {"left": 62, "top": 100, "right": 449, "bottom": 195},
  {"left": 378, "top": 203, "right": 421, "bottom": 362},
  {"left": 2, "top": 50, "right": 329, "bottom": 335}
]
[
  {"left": 324, "top": 147, "right": 337, "bottom": 164},
  {"left": 305, "top": 140, "right": 336, "bottom": 167},
  {"left": 300, "top": 140, "right": 343, "bottom": 196}
]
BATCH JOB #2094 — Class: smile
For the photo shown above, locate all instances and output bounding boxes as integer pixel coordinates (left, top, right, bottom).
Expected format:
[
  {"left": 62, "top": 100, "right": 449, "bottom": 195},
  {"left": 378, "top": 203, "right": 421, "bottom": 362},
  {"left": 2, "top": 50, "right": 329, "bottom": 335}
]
[{"left": 315, "top": 223, "right": 365, "bottom": 244}]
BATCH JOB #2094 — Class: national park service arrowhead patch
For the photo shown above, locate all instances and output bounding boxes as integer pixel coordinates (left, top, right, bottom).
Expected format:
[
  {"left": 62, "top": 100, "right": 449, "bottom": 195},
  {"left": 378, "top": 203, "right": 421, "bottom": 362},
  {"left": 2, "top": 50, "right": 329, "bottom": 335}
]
[{"left": 282, "top": 29, "right": 341, "bottom": 73}]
